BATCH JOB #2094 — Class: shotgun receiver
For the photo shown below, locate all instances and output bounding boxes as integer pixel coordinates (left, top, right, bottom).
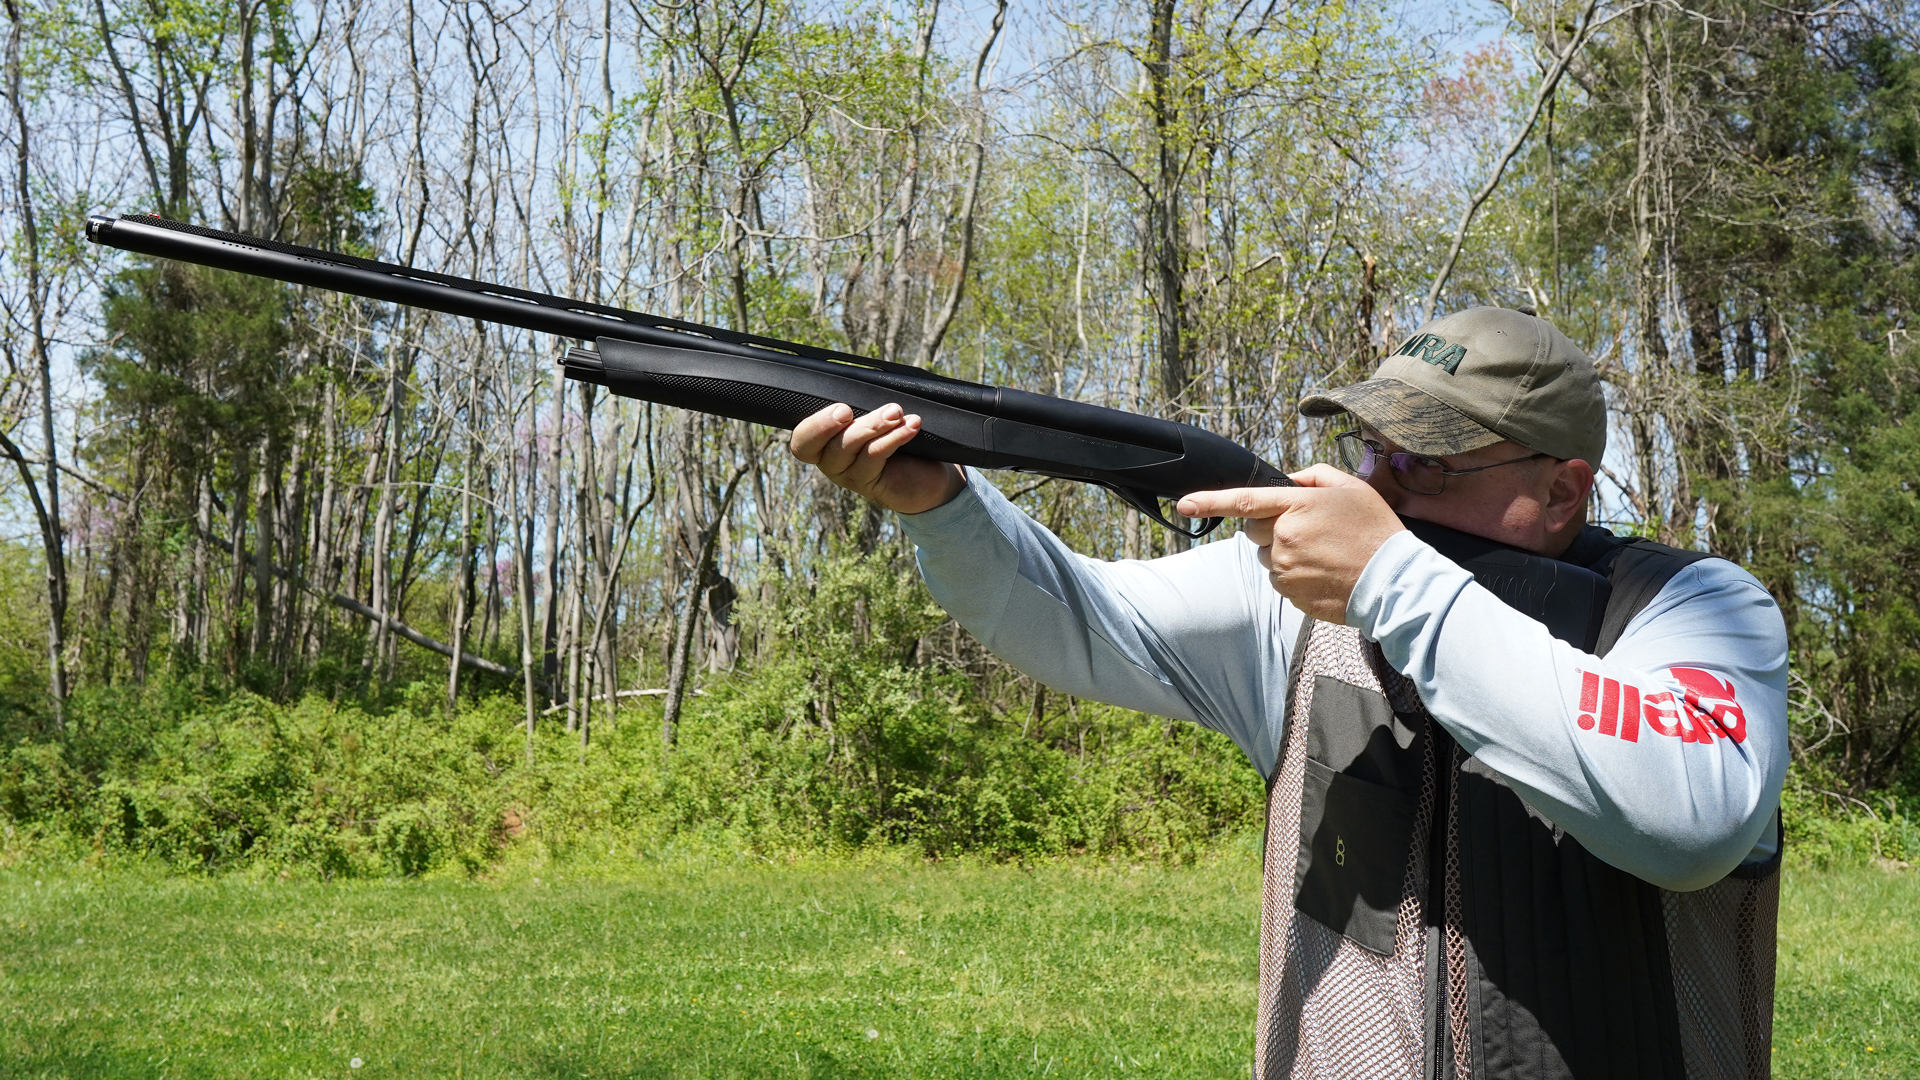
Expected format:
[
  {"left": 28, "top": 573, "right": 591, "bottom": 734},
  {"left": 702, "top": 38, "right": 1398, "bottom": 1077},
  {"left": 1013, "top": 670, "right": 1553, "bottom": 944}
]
[{"left": 85, "top": 213, "right": 1295, "bottom": 536}]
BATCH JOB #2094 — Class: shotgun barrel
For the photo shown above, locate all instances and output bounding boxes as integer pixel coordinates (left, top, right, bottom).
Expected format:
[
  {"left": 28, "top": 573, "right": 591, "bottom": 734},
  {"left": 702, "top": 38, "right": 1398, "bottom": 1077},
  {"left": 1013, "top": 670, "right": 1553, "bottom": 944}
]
[{"left": 85, "top": 212, "right": 1294, "bottom": 536}]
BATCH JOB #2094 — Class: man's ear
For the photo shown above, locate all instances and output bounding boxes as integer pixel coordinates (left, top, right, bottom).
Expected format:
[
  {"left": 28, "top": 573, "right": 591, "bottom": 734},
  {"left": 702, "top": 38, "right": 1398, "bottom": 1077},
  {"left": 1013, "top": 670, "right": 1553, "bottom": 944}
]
[{"left": 1542, "top": 458, "right": 1595, "bottom": 536}]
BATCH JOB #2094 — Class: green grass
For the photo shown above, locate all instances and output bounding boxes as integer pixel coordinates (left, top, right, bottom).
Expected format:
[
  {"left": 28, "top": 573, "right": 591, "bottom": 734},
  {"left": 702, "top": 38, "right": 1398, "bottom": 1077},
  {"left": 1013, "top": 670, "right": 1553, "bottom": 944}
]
[
  {"left": 1774, "top": 862, "right": 1920, "bottom": 1077},
  {"left": 0, "top": 846, "right": 1913, "bottom": 1078},
  {"left": 0, "top": 843, "right": 1262, "bottom": 1078}
]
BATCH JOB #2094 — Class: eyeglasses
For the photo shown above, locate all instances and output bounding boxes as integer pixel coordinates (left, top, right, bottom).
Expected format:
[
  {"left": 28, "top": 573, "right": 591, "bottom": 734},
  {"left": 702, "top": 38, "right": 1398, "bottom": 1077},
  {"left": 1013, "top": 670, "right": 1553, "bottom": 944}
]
[{"left": 1334, "top": 429, "right": 1553, "bottom": 496}]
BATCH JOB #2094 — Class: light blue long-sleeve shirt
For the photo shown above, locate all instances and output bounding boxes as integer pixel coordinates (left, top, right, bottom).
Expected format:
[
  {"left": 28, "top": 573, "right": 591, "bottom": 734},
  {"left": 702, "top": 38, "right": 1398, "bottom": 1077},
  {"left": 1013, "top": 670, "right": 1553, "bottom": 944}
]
[{"left": 899, "top": 470, "right": 1788, "bottom": 892}]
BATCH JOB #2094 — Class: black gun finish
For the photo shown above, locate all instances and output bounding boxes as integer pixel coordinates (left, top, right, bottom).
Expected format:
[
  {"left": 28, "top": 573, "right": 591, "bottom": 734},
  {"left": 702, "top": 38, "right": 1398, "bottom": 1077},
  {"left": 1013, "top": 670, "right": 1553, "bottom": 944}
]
[
  {"left": 85, "top": 212, "right": 1295, "bottom": 535},
  {"left": 566, "top": 340, "right": 1293, "bottom": 531}
]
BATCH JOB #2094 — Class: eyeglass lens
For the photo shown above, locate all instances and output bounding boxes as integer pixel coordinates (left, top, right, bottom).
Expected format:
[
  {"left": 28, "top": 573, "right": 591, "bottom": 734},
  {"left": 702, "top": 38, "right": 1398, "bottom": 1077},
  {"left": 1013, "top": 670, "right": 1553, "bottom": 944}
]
[{"left": 1335, "top": 432, "right": 1447, "bottom": 495}]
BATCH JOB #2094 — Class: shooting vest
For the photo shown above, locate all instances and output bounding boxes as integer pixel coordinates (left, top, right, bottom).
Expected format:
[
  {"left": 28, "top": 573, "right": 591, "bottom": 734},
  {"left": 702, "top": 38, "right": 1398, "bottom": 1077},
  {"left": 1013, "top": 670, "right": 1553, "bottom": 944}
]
[{"left": 1254, "top": 522, "right": 1781, "bottom": 1080}]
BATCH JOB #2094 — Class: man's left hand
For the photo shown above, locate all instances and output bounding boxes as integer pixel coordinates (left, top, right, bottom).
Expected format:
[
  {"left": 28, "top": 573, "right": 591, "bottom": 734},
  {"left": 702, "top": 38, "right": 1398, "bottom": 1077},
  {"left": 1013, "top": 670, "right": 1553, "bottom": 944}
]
[{"left": 1178, "top": 464, "right": 1406, "bottom": 624}]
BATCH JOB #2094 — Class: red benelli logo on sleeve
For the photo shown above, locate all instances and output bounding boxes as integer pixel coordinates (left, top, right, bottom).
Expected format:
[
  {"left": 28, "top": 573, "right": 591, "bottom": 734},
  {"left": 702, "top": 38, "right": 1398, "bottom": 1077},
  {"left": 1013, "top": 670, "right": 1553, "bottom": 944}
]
[{"left": 1575, "top": 668, "right": 1747, "bottom": 744}]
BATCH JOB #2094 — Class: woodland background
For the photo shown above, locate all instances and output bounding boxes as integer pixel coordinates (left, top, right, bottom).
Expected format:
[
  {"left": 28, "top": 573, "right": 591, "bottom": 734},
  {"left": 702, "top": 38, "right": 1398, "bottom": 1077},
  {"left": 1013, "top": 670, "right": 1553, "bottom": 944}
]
[{"left": 0, "top": 0, "right": 1916, "bottom": 876}]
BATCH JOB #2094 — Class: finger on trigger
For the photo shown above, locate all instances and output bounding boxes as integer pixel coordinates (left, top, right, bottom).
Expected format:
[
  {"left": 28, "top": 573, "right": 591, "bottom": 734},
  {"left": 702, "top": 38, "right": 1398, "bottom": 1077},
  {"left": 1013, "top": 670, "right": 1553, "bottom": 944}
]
[{"left": 1178, "top": 487, "right": 1279, "bottom": 519}]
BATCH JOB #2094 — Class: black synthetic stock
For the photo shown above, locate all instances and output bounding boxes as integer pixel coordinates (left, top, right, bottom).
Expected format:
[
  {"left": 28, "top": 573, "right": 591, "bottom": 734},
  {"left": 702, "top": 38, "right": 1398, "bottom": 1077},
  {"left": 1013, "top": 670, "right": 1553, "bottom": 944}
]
[
  {"left": 569, "top": 340, "right": 1292, "bottom": 533},
  {"left": 85, "top": 213, "right": 1294, "bottom": 535}
]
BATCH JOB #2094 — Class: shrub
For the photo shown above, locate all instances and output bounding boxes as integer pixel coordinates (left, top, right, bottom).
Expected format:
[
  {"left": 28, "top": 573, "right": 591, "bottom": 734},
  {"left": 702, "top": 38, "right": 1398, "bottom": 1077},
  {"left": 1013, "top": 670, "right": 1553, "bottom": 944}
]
[
  {"left": 1781, "top": 768, "right": 1918, "bottom": 869},
  {"left": 0, "top": 555, "right": 1269, "bottom": 876},
  {"left": 1, "top": 741, "right": 83, "bottom": 826}
]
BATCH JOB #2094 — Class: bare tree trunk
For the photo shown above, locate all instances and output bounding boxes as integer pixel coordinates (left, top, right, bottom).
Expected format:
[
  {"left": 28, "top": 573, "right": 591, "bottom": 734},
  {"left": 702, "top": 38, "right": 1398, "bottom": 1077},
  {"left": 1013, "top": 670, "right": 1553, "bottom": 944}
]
[
  {"left": 1123, "top": 249, "right": 1149, "bottom": 561},
  {"left": 1146, "top": 0, "right": 1187, "bottom": 412},
  {"left": 513, "top": 453, "right": 538, "bottom": 764},
  {"left": 2, "top": 2, "right": 68, "bottom": 728},
  {"left": 1142, "top": 0, "right": 1199, "bottom": 548},
  {"left": 391, "top": 444, "right": 444, "bottom": 670},
  {"left": 483, "top": 470, "right": 501, "bottom": 654},
  {"left": 365, "top": 363, "right": 401, "bottom": 686},
  {"left": 593, "top": 396, "right": 624, "bottom": 729},
  {"left": 274, "top": 420, "right": 306, "bottom": 674},
  {"left": 447, "top": 346, "right": 480, "bottom": 710},
  {"left": 1629, "top": 7, "right": 1670, "bottom": 536},
  {"left": 878, "top": 1, "right": 940, "bottom": 363},
  {"left": 1685, "top": 280, "right": 1736, "bottom": 554},
  {"left": 662, "top": 463, "right": 748, "bottom": 748},
  {"left": 227, "top": 448, "right": 252, "bottom": 673},
  {"left": 251, "top": 442, "right": 277, "bottom": 659},
  {"left": 564, "top": 487, "right": 584, "bottom": 733},
  {"left": 541, "top": 359, "right": 566, "bottom": 697},
  {"left": 304, "top": 379, "right": 339, "bottom": 662},
  {"left": 193, "top": 475, "right": 213, "bottom": 663},
  {"left": 919, "top": 0, "right": 1004, "bottom": 367},
  {"left": 343, "top": 385, "right": 381, "bottom": 610},
  {"left": 235, "top": 0, "right": 260, "bottom": 233}
]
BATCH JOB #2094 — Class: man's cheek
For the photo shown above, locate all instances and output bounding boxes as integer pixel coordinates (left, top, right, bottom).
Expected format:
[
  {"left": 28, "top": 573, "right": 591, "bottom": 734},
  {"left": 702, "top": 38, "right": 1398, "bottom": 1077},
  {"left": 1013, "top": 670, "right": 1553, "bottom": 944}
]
[{"left": 1365, "top": 471, "right": 1403, "bottom": 508}]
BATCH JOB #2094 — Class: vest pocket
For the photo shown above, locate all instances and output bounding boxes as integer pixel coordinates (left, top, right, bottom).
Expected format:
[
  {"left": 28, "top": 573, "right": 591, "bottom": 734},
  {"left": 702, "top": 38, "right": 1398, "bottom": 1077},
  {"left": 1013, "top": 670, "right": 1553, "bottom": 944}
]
[{"left": 1294, "top": 757, "right": 1415, "bottom": 955}]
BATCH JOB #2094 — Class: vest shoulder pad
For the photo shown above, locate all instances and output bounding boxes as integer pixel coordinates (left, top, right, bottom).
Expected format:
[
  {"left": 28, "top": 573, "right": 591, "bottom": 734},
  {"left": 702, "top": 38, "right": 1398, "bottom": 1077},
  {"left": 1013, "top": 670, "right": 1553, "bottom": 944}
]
[{"left": 1589, "top": 536, "right": 1719, "bottom": 657}]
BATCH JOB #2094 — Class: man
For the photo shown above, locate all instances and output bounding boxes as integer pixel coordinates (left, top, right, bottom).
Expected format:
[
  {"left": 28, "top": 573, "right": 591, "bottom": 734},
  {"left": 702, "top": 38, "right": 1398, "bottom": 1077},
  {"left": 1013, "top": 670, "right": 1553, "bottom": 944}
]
[{"left": 790, "top": 306, "right": 1787, "bottom": 1080}]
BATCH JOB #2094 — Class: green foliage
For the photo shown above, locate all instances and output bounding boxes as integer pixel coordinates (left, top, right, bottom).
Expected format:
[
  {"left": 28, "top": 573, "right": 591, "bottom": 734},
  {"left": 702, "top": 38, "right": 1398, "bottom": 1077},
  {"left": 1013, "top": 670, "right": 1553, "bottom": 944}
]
[
  {"left": 63, "top": 690, "right": 510, "bottom": 877},
  {"left": 524, "top": 552, "right": 1261, "bottom": 863},
  {"left": 279, "top": 164, "right": 382, "bottom": 253},
  {"left": 0, "top": 544, "right": 51, "bottom": 739},
  {"left": 90, "top": 260, "right": 294, "bottom": 467},
  {"left": 682, "top": 550, "right": 1262, "bottom": 857},
  {"left": 1499, "top": 11, "right": 1920, "bottom": 792},
  {"left": 0, "top": 556, "right": 1263, "bottom": 876},
  {"left": 17, "top": 548, "right": 1920, "bottom": 881},
  {"left": 0, "top": 742, "right": 83, "bottom": 829},
  {"left": 1782, "top": 766, "right": 1920, "bottom": 872}
]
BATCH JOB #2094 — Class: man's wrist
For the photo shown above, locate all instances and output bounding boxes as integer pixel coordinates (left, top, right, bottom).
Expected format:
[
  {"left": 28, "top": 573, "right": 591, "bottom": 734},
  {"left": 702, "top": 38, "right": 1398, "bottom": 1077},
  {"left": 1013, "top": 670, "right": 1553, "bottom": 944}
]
[
  {"left": 897, "top": 464, "right": 980, "bottom": 522},
  {"left": 876, "top": 462, "right": 967, "bottom": 516},
  {"left": 1346, "top": 530, "right": 1439, "bottom": 630},
  {"left": 932, "top": 462, "right": 968, "bottom": 508}
]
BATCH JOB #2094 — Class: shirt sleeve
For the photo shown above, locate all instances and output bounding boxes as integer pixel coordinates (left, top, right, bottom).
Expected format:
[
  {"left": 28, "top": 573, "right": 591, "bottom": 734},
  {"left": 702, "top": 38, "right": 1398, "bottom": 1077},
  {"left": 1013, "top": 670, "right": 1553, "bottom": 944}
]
[
  {"left": 1348, "top": 530, "right": 1789, "bottom": 891},
  {"left": 897, "top": 468, "right": 1303, "bottom": 778}
]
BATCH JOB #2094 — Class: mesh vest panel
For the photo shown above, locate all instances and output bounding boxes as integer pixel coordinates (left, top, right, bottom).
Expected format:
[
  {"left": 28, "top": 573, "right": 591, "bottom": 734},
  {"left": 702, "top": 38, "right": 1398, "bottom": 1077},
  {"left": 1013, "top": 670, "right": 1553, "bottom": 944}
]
[
  {"left": 1255, "top": 621, "right": 1442, "bottom": 1080},
  {"left": 1665, "top": 869, "right": 1781, "bottom": 1079},
  {"left": 1257, "top": 618, "right": 1778, "bottom": 1080}
]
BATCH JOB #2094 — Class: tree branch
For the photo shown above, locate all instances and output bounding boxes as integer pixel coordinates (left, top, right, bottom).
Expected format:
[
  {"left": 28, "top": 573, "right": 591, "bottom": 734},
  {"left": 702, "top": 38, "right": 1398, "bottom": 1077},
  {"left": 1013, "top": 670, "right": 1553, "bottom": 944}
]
[
  {"left": 195, "top": 527, "right": 544, "bottom": 691},
  {"left": 1421, "top": 0, "right": 1618, "bottom": 323},
  {"left": 919, "top": 0, "right": 1006, "bottom": 367}
]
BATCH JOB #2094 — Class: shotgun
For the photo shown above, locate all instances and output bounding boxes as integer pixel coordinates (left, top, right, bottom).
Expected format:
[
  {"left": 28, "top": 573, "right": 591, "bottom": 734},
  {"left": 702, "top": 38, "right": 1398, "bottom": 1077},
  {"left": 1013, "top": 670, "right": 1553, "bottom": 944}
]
[{"left": 85, "top": 213, "right": 1295, "bottom": 536}]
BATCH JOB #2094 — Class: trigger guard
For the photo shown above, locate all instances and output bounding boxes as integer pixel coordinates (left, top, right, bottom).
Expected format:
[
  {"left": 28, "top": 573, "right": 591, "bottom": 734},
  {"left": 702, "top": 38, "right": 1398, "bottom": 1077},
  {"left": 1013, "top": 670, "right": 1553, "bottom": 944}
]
[{"left": 1108, "top": 485, "right": 1223, "bottom": 539}]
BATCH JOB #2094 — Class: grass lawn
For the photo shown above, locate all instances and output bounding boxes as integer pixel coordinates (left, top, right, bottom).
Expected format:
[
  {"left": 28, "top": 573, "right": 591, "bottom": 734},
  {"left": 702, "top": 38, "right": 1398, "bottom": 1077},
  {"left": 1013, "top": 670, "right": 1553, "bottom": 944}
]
[
  {"left": 1774, "top": 862, "right": 1920, "bottom": 1077},
  {"left": 0, "top": 845, "right": 1913, "bottom": 1078},
  {"left": 0, "top": 845, "right": 1262, "bottom": 1079}
]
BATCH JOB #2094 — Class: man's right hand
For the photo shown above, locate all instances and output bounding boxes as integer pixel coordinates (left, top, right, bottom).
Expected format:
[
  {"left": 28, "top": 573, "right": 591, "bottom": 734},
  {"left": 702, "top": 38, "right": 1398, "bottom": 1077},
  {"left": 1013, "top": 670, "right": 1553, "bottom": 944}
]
[{"left": 790, "top": 402, "right": 967, "bottom": 515}]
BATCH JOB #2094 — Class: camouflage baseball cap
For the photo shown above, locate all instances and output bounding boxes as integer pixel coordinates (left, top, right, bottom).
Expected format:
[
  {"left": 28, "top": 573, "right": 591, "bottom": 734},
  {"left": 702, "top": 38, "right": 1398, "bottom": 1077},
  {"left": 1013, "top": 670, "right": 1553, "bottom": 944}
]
[{"left": 1298, "top": 306, "right": 1605, "bottom": 465}]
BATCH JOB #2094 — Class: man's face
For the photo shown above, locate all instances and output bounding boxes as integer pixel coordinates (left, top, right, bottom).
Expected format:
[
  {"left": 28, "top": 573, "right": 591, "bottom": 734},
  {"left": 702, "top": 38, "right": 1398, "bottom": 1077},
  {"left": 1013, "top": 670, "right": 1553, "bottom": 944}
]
[{"left": 1354, "top": 423, "right": 1590, "bottom": 554}]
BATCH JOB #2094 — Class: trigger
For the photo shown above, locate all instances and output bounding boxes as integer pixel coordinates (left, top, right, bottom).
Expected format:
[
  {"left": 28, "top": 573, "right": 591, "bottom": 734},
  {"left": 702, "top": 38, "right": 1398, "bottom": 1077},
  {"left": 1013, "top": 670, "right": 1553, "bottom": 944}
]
[{"left": 1111, "top": 486, "right": 1223, "bottom": 539}]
